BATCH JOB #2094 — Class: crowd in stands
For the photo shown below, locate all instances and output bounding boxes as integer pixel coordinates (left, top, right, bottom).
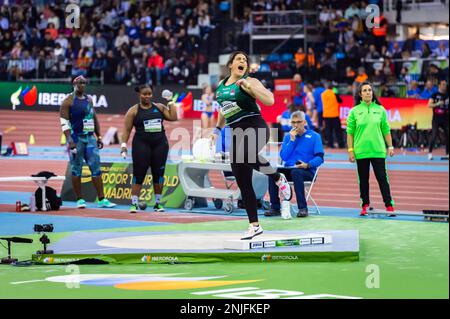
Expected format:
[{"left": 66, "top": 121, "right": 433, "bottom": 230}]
[
  {"left": 0, "top": 0, "right": 217, "bottom": 85},
  {"left": 234, "top": 0, "right": 449, "bottom": 98}
]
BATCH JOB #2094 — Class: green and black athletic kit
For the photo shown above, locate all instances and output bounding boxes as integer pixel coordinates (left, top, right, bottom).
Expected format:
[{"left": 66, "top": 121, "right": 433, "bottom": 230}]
[
  {"left": 346, "top": 101, "right": 394, "bottom": 207},
  {"left": 216, "top": 75, "right": 280, "bottom": 223}
]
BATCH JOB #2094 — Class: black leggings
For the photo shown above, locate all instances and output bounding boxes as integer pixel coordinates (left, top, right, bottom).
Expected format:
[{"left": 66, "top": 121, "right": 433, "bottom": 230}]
[
  {"left": 230, "top": 116, "right": 280, "bottom": 223},
  {"left": 356, "top": 158, "right": 394, "bottom": 208},
  {"left": 132, "top": 135, "right": 169, "bottom": 185},
  {"left": 429, "top": 116, "right": 449, "bottom": 154}
]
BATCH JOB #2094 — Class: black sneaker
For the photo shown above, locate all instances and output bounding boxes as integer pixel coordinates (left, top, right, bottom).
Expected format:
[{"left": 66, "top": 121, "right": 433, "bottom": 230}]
[
  {"left": 264, "top": 209, "right": 281, "bottom": 217},
  {"left": 296, "top": 208, "right": 309, "bottom": 218},
  {"left": 154, "top": 203, "right": 165, "bottom": 212}
]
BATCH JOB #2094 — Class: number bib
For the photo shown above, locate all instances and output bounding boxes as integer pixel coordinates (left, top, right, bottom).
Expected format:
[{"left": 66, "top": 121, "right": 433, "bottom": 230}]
[
  {"left": 83, "top": 118, "right": 95, "bottom": 133},
  {"left": 144, "top": 119, "right": 162, "bottom": 132},
  {"left": 220, "top": 101, "right": 242, "bottom": 119}
]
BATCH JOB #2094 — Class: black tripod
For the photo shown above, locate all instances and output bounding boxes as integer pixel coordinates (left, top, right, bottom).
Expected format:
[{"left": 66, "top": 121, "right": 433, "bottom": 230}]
[{"left": 0, "top": 237, "right": 33, "bottom": 264}]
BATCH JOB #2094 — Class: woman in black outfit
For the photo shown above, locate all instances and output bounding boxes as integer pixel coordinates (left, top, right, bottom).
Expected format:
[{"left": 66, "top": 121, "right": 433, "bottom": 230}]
[{"left": 121, "top": 85, "right": 177, "bottom": 213}]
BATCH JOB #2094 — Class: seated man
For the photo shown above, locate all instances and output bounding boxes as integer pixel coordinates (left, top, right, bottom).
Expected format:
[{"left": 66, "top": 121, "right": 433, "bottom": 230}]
[{"left": 266, "top": 111, "right": 324, "bottom": 218}]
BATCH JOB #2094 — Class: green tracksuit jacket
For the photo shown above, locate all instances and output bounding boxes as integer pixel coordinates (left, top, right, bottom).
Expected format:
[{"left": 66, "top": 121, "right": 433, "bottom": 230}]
[{"left": 346, "top": 101, "right": 391, "bottom": 160}]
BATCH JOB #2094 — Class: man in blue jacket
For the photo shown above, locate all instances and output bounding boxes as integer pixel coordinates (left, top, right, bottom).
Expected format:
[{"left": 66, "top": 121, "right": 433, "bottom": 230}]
[{"left": 266, "top": 111, "right": 324, "bottom": 218}]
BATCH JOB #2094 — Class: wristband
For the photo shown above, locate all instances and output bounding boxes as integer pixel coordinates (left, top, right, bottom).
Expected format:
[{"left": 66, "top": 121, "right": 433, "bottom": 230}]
[
  {"left": 348, "top": 148, "right": 354, "bottom": 152},
  {"left": 388, "top": 146, "right": 394, "bottom": 150},
  {"left": 213, "top": 127, "right": 222, "bottom": 135},
  {"left": 121, "top": 143, "right": 127, "bottom": 148}
]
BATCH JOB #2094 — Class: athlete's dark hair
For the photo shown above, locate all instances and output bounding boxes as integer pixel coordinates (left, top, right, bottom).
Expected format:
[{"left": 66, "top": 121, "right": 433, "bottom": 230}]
[
  {"left": 134, "top": 84, "right": 153, "bottom": 93},
  {"left": 226, "top": 51, "right": 251, "bottom": 75},
  {"left": 354, "top": 81, "right": 382, "bottom": 106}
]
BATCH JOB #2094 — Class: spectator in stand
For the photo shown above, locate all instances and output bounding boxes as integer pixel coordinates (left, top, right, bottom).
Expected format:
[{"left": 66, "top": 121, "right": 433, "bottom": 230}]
[
  {"left": 147, "top": 49, "right": 164, "bottom": 86},
  {"left": 382, "top": 58, "right": 395, "bottom": 83},
  {"left": 116, "top": 49, "right": 131, "bottom": 83},
  {"left": 94, "top": 32, "right": 108, "bottom": 54},
  {"left": 104, "top": 50, "right": 118, "bottom": 84},
  {"left": 303, "top": 84, "right": 316, "bottom": 124},
  {"left": 114, "top": 28, "right": 130, "bottom": 49},
  {"left": 407, "top": 81, "right": 421, "bottom": 98},
  {"left": 0, "top": 13, "right": 9, "bottom": 31},
  {"left": 42, "top": 31, "right": 55, "bottom": 53},
  {"left": 399, "top": 66, "right": 412, "bottom": 85},
  {"left": 313, "top": 81, "right": 326, "bottom": 130},
  {"left": 354, "top": 67, "right": 368, "bottom": 85},
  {"left": 380, "top": 83, "right": 395, "bottom": 97},
  {"left": 10, "top": 42, "right": 22, "bottom": 58},
  {"left": 433, "top": 41, "right": 449, "bottom": 58},
  {"left": 420, "top": 80, "right": 438, "bottom": 99},
  {"left": 345, "top": 66, "right": 356, "bottom": 85},
  {"left": 345, "top": 3, "right": 360, "bottom": 20},
  {"left": 294, "top": 47, "right": 306, "bottom": 78},
  {"left": 55, "top": 33, "right": 69, "bottom": 50},
  {"left": 187, "top": 18, "right": 200, "bottom": 38},
  {"left": 130, "top": 39, "right": 144, "bottom": 59},
  {"left": 292, "top": 73, "right": 305, "bottom": 107},
  {"left": 71, "top": 48, "right": 91, "bottom": 77},
  {"left": 90, "top": 51, "right": 107, "bottom": 78},
  {"left": 372, "top": 69, "right": 385, "bottom": 83},
  {"left": 46, "top": 50, "right": 60, "bottom": 78},
  {"left": 320, "top": 46, "right": 337, "bottom": 80},
  {"left": 45, "top": 22, "right": 58, "bottom": 40},
  {"left": 322, "top": 82, "right": 344, "bottom": 148},
  {"left": 365, "top": 44, "right": 381, "bottom": 60},
  {"left": 20, "top": 50, "right": 37, "bottom": 79},
  {"left": 7, "top": 52, "right": 21, "bottom": 81},
  {"left": 81, "top": 31, "right": 94, "bottom": 50},
  {"left": 306, "top": 47, "right": 317, "bottom": 81},
  {"left": 70, "top": 31, "right": 81, "bottom": 56},
  {"left": 198, "top": 10, "right": 212, "bottom": 39},
  {"left": 421, "top": 42, "right": 433, "bottom": 58}
]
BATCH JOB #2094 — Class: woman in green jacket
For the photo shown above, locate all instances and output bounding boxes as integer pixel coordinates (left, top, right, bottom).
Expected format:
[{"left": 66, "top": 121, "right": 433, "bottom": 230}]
[{"left": 346, "top": 81, "right": 396, "bottom": 216}]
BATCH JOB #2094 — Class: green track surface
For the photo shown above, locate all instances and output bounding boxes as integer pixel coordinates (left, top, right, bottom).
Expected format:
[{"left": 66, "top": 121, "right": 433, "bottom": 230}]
[{"left": 0, "top": 216, "right": 448, "bottom": 299}]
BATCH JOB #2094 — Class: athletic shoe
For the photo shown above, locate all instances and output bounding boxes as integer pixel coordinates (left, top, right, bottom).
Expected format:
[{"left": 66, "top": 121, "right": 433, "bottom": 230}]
[
  {"left": 296, "top": 208, "right": 309, "bottom": 218},
  {"left": 129, "top": 204, "right": 138, "bottom": 214},
  {"left": 76, "top": 199, "right": 86, "bottom": 209},
  {"left": 276, "top": 173, "right": 292, "bottom": 201},
  {"left": 428, "top": 153, "right": 433, "bottom": 160},
  {"left": 442, "top": 154, "right": 449, "bottom": 160},
  {"left": 264, "top": 209, "right": 281, "bottom": 217},
  {"left": 154, "top": 203, "right": 165, "bottom": 212},
  {"left": 97, "top": 198, "right": 117, "bottom": 208},
  {"left": 360, "top": 204, "right": 369, "bottom": 216},
  {"left": 241, "top": 224, "right": 264, "bottom": 240},
  {"left": 386, "top": 206, "right": 396, "bottom": 217}
]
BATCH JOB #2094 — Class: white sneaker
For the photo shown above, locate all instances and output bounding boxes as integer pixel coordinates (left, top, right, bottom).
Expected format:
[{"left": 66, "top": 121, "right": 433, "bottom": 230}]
[
  {"left": 241, "top": 224, "right": 264, "bottom": 240},
  {"left": 428, "top": 153, "right": 433, "bottom": 160},
  {"left": 276, "top": 173, "right": 292, "bottom": 201}
]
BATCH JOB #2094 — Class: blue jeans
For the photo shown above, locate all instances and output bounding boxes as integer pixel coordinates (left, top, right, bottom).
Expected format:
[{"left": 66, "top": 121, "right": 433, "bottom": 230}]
[
  {"left": 269, "top": 168, "right": 314, "bottom": 210},
  {"left": 146, "top": 67, "right": 162, "bottom": 85}
]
